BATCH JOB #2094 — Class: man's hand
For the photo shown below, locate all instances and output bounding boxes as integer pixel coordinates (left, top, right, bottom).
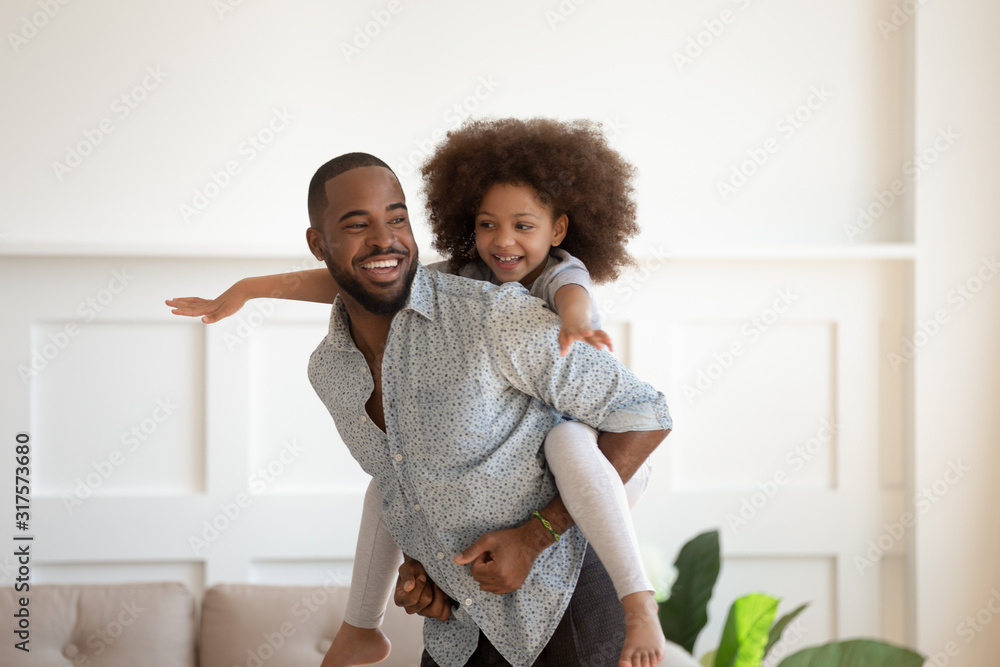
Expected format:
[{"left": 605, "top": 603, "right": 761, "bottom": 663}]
[
  {"left": 394, "top": 555, "right": 452, "bottom": 621},
  {"left": 453, "top": 521, "right": 553, "bottom": 595}
]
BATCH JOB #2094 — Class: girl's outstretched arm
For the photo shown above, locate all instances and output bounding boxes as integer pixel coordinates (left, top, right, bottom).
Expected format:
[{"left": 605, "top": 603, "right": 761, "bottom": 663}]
[
  {"left": 166, "top": 268, "right": 337, "bottom": 323},
  {"left": 553, "top": 283, "right": 613, "bottom": 356}
]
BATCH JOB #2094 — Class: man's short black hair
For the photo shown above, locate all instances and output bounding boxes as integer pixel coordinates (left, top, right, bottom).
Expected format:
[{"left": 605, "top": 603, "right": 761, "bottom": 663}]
[{"left": 307, "top": 152, "right": 396, "bottom": 228}]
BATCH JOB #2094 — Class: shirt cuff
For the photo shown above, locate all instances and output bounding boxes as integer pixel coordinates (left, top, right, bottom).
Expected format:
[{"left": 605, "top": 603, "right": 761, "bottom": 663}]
[{"left": 597, "top": 395, "right": 673, "bottom": 433}]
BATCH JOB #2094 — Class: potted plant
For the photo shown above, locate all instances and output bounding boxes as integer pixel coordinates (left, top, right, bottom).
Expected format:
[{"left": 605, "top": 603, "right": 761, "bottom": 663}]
[{"left": 656, "top": 530, "right": 925, "bottom": 666}]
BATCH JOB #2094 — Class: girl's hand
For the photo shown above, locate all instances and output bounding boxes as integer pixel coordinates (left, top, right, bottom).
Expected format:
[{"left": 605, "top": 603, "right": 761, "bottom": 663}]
[
  {"left": 558, "top": 323, "right": 614, "bottom": 356},
  {"left": 165, "top": 281, "right": 250, "bottom": 323}
]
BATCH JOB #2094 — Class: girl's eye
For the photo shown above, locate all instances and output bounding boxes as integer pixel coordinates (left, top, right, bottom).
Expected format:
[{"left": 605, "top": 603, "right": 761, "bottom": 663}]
[
  {"left": 516, "top": 223, "right": 533, "bottom": 231},
  {"left": 478, "top": 221, "right": 494, "bottom": 228}
]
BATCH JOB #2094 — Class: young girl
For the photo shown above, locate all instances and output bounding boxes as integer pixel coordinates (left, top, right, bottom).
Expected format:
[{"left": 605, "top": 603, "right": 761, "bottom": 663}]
[{"left": 168, "top": 118, "right": 666, "bottom": 667}]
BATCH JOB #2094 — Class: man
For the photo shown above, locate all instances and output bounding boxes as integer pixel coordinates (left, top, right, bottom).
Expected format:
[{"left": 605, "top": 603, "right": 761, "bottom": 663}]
[{"left": 305, "top": 152, "right": 671, "bottom": 666}]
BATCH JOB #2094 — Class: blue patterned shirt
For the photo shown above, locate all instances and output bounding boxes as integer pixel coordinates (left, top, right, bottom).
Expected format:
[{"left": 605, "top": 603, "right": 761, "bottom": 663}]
[{"left": 308, "top": 264, "right": 671, "bottom": 667}]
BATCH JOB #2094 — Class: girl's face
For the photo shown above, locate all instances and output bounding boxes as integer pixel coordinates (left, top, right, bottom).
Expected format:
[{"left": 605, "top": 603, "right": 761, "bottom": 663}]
[{"left": 474, "top": 182, "right": 568, "bottom": 286}]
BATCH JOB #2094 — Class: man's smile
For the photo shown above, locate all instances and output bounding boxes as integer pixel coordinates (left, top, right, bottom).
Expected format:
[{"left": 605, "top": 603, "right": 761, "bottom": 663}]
[{"left": 358, "top": 255, "right": 405, "bottom": 281}]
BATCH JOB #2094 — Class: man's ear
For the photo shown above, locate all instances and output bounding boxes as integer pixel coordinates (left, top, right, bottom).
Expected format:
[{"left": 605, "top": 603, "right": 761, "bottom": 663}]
[
  {"left": 306, "top": 226, "right": 326, "bottom": 261},
  {"left": 551, "top": 214, "right": 569, "bottom": 247}
]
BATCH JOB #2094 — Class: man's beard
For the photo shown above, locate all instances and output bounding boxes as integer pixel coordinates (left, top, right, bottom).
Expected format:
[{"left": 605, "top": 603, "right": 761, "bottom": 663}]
[{"left": 324, "top": 245, "right": 418, "bottom": 316}]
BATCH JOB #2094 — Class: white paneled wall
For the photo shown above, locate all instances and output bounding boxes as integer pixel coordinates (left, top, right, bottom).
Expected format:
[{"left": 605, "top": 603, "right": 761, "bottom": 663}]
[
  {"left": 0, "top": 254, "right": 911, "bottom": 654},
  {"left": 0, "top": 258, "right": 366, "bottom": 589},
  {"left": 599, "top": 258, "right": 911, "bottom": 652}
]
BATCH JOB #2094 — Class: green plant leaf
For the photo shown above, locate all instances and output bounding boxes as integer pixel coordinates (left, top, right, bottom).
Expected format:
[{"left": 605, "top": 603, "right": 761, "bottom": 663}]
[
  {"left": 714, "top": 593, "right": 779, "bottom": 667},
  {"left": 764, "top": 603, "right": 809, "bottom": 658},
  {"left": 658, "top": 530, "right": 721, "bottom": 654},
  {"left": 700, "top": 650, "right": 718, "bottom": 667},
  {"left": 776, "top": 639, "right": 925, "bottom": 666}
]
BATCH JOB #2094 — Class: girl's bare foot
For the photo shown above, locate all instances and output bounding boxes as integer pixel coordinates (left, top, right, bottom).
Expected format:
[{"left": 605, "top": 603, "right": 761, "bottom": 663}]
[
  {"left": 620, "top": 591, "right": 666, "bottom": 667},
  {"left": 320, "top": 622, "right": 391, "bottom": 667}
]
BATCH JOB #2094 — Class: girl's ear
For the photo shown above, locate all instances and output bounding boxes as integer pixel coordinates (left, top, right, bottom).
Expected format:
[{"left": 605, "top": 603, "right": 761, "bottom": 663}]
[{"left": 551, "top": 213, "right": 569, "bottom": 246}]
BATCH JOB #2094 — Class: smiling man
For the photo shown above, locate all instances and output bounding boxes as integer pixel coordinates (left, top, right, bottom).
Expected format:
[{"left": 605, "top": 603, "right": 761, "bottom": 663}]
[{"left": 305, "top": 152, "right": 671, "bottom": 667}]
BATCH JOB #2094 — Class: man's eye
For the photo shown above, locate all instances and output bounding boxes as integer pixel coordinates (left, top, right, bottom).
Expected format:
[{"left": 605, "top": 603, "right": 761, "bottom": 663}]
[{"left": 391, "top": 217, "right": 407, "bottom": 224}]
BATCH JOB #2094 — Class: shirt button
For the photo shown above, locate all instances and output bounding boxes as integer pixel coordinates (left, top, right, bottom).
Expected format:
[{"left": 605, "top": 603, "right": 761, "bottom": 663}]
[
  {"left": 394, "top": 453, "right": 403, "bottom": 462},
  {"left": 464, "top": 598, "right": 473, "bottom": 606},
  {"left": 436, "top": 552, "right": 445, "bottom": 560},
  {"left": 413, "top": 503, "right": 421, "bottom": 512},
  {"left": 359, "top": 414, "right": 366, "bottom": 423}
]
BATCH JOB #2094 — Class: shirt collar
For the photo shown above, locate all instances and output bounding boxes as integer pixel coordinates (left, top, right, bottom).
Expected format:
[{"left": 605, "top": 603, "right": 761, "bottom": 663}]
[
  {"left": 404, "top": 263, "right": 436, "bottom": 321},
  {"left": 324, "top": 263, "right": 436, "bottom": 350}
]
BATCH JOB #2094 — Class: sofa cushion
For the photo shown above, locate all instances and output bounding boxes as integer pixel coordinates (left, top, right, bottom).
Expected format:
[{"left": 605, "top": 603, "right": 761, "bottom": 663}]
[
  {"left": 0, "top": 581, "right": 195, "bottom": 667},
  {"left": 198, "top": 583, "right": 424, "bottom": 667}
]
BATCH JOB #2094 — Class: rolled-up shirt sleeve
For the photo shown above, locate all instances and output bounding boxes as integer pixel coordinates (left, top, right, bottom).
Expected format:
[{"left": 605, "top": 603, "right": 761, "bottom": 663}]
[{"left": 597, "top": 401, "right": 671, "bottom": 433}]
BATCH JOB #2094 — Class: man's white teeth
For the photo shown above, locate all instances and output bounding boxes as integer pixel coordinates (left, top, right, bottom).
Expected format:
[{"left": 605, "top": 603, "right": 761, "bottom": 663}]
[{"left": 363, "top": 259, "right": 399, "bottom": 269}]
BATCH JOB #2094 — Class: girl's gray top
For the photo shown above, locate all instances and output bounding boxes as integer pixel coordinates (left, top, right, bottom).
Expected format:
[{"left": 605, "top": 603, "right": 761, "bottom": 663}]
[{"left": 426, "top": 248, "right": 601, "bottom": 329}]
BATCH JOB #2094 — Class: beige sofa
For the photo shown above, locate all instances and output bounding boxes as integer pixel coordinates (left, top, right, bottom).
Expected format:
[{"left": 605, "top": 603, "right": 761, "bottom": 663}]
[
  {"left": 1, "top": 581, "right": 699, "bottom": 666},
  {"left": 0, "top": 581, "right": 424, "bottom": 667}
]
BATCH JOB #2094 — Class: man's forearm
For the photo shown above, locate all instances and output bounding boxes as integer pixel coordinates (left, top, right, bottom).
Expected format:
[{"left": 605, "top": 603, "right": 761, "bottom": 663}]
[
  {"left": 463, "top": 427, "right": 670, "bottom": 592},
  {"left": 530, "top": 428, "right": 670, "bottom": 540},
  {"left": 597, "top": 428, "right": 668, "bottom": 484}
]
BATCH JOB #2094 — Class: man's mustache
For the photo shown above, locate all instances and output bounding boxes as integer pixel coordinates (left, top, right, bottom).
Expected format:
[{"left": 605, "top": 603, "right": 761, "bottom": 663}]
[{"left": 355, "top": 245, "right": 410, "bottom": 263}]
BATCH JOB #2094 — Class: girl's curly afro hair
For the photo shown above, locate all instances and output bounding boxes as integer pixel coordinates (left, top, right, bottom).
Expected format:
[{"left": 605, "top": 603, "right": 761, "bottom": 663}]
[{"left": 420, "top": 117, "right": 639, "bottom": 284}]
